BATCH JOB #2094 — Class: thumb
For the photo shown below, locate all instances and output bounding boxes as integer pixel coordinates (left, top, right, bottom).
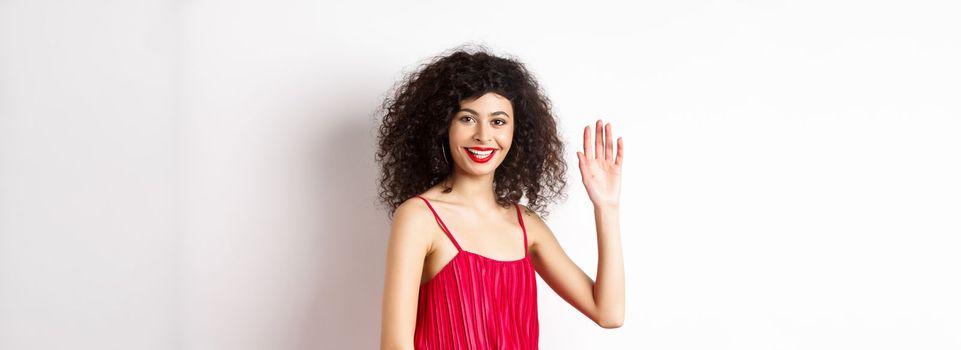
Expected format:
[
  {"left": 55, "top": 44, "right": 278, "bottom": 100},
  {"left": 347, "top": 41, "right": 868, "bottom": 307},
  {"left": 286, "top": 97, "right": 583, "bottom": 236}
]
[{"left": 576, "top": 152, "right": 587, "bottom": 172}]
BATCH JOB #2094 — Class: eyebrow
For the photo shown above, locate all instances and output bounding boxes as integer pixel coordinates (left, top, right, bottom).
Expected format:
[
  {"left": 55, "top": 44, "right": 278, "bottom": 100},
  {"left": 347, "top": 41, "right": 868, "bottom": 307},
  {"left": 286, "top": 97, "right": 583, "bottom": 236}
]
[{"left": 457, "top": 108, "right": 511, "bottom": 119}]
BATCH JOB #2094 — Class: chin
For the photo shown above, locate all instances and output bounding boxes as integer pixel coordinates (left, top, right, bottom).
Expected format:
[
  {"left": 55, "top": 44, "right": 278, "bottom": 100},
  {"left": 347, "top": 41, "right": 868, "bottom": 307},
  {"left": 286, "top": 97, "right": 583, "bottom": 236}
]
[{"left": 455, "top": 162, "right": 500, "bottom": 176}]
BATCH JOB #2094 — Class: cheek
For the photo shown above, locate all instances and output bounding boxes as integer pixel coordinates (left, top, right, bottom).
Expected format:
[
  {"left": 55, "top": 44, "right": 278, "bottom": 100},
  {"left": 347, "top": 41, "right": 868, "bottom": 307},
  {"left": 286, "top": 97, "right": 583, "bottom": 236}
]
[
  {"left": 497, "top": 132, "right": 514, "bottom": 149},
  {"left": 447, "top": 126, "right": 467, "bottom": 141}
]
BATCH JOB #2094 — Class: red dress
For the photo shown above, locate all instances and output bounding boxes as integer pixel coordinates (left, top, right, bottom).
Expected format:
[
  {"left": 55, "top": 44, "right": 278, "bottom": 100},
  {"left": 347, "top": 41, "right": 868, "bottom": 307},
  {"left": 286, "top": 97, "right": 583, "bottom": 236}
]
[{"left": 413, "top": 195, "right": 539, "bottom": 349}]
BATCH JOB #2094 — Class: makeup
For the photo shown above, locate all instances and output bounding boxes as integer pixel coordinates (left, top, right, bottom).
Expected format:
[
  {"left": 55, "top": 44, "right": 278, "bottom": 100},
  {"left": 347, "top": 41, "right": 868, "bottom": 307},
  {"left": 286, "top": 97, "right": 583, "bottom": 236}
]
[{"left": 464, "top": 147, "right": 496, "bottom": 163}]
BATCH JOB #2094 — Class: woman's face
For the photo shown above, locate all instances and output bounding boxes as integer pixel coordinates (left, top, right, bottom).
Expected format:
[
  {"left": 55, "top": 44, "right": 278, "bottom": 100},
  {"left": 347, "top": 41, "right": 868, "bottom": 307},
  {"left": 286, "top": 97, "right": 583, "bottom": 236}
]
[{"left": 448, "top": 92, "right": 515, "bottom": 176}]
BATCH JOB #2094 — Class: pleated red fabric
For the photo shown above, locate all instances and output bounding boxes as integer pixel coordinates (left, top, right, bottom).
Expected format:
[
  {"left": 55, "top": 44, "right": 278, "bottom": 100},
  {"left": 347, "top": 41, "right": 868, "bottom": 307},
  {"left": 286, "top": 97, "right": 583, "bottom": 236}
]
[{"left": 413, "top": 195, "right": 539, "bottom": 350}]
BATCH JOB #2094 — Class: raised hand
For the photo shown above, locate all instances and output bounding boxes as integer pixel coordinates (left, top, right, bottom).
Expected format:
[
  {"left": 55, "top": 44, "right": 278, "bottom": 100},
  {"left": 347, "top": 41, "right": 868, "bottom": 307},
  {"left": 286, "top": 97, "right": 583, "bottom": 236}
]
[{"left": 576, "top": 119, "right": 624, "bottom": 208}]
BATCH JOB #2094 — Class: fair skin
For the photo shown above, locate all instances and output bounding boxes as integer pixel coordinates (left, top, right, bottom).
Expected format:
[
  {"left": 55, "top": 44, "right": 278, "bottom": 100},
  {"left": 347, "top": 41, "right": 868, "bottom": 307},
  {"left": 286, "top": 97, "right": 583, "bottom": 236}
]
[{"left": 380, "top": 92, "right": 625, "bottom": 349}]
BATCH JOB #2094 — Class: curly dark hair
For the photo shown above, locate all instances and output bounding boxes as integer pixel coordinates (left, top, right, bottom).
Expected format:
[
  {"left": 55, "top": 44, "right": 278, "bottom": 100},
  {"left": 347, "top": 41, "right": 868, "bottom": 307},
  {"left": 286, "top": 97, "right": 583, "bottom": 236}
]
[{"left": 375, "top": 45, "right": 567, "bottom": 219}]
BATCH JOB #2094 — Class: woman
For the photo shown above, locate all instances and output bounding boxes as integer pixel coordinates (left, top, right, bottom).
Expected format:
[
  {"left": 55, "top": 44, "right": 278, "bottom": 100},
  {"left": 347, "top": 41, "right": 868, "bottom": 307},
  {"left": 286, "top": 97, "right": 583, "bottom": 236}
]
[{"left": 376, "top": 46, "right": 624, "bottom": 349}]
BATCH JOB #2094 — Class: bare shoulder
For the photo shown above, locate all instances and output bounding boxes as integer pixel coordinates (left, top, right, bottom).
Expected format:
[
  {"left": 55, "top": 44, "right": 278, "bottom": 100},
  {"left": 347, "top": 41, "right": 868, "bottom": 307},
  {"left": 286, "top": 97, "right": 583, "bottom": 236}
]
[
  {"left": 516, "top": 203, "right": 555, "bottom": 248},
  {"left": 388, "top": 197, "right": 436, "bottom": 253},
  {"left": 393, "top": 196, "right": 430, "bottom": 222}
]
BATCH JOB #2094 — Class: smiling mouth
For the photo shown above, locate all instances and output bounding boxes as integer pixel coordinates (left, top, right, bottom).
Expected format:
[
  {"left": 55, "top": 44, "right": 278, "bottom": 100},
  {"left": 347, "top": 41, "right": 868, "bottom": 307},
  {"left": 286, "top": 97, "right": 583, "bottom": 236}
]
[{"left": 464, "top": 148, "right": 496, "bottom": 163}]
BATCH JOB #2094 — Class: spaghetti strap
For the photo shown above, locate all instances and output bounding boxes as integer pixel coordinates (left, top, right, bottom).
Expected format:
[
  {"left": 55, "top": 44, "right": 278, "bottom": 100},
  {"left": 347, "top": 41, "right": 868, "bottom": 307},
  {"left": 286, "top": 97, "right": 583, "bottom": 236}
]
[
  {"left": 414, "top": 195, "right": 463, "bottom": 252},
  {"left": 514, "top": 203, "right": 528, "bottom": 257}
]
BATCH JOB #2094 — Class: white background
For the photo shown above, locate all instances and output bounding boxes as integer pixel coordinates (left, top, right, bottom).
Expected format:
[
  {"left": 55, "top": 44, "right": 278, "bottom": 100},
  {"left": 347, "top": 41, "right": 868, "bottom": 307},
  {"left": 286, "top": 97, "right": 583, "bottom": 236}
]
[{"left": 1, "top": 1, "right": 959, "bottom": 349}]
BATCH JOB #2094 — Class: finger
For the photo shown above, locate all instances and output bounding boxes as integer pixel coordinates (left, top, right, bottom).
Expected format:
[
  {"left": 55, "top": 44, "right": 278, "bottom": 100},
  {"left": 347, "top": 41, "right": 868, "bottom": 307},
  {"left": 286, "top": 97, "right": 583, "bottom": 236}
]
[
  {"left": 583, "top": 126, "right": 593, "bottom": 159},
  {"left": 595, "top": 119, "right": 604, "bottom": 159},
  {"left": 615, "top": 137, "right": 624, "bottom": 166},
  {"left": 605, "top": 123, "right": 613, "bottom": 162}
]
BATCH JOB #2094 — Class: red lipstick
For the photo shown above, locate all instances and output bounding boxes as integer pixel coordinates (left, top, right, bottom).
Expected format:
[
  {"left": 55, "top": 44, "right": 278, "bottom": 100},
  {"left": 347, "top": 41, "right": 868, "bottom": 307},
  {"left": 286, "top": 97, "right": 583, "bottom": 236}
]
[{"left": 464, "top": 147, "right": 496, "bottom": 163}]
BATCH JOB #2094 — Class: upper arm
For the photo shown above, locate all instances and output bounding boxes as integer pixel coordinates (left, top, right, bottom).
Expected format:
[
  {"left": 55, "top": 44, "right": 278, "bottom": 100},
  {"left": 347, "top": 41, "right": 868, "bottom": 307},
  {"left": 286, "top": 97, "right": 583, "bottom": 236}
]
[
  {"left": 522, "top": 205, "right": 603, "bottom": 325},
  {"left": 380, "top": 199, "right": 431, "bottom": 349}
]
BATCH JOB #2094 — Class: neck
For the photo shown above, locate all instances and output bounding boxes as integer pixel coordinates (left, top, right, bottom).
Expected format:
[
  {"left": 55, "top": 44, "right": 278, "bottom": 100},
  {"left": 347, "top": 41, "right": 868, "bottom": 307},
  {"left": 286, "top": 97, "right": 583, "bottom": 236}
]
[{"left": 439, "top": 168, "right": 500, "bottom": 211}]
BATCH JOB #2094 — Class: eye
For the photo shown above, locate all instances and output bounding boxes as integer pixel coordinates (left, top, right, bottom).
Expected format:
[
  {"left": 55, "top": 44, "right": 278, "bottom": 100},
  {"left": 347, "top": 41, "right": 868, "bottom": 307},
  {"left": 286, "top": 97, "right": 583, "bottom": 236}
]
[
  {"left": 459, "top": 116, "right": 476, "bottom": 123},
  {"left": 493, "top": 119, "right": 507, "bottom": 126}
]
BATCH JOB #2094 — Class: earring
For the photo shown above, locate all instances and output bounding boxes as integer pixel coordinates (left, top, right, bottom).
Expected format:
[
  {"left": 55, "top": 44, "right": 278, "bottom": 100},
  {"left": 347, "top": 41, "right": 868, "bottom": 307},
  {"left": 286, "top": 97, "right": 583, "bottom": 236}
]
[
  {"left": 441, "top": 142, "right": 450, "bottom": 167},
  {"left": 440, "top": 142, "right": 454, "bottom": 192}
]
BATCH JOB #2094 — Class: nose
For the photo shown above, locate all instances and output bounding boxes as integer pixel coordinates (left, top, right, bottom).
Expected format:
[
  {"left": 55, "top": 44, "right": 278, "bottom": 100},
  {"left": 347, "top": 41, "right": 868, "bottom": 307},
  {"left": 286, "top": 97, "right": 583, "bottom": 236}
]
[{"left": 473, "top": 123, "right": 493, "bottom": 142}]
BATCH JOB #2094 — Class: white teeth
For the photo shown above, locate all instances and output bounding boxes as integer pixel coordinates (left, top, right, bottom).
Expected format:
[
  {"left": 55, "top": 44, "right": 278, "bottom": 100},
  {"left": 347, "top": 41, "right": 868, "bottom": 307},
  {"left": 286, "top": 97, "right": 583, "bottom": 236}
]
[{"left": 467, "top": 149, "right": 493, "bottom": 157}]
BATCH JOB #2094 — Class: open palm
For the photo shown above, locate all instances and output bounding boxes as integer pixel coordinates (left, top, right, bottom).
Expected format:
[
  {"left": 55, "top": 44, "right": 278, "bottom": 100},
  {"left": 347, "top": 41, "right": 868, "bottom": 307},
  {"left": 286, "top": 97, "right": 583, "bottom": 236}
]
[{"left": 576, "top": 120, "right": 624, "bottom": 207}]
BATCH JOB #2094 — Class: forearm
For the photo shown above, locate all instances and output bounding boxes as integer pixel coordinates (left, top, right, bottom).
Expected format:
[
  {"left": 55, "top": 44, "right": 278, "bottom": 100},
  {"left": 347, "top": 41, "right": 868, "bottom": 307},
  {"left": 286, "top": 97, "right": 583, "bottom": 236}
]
[{"left": 592, "top": 204, "right": 625, "bottom": 328}]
